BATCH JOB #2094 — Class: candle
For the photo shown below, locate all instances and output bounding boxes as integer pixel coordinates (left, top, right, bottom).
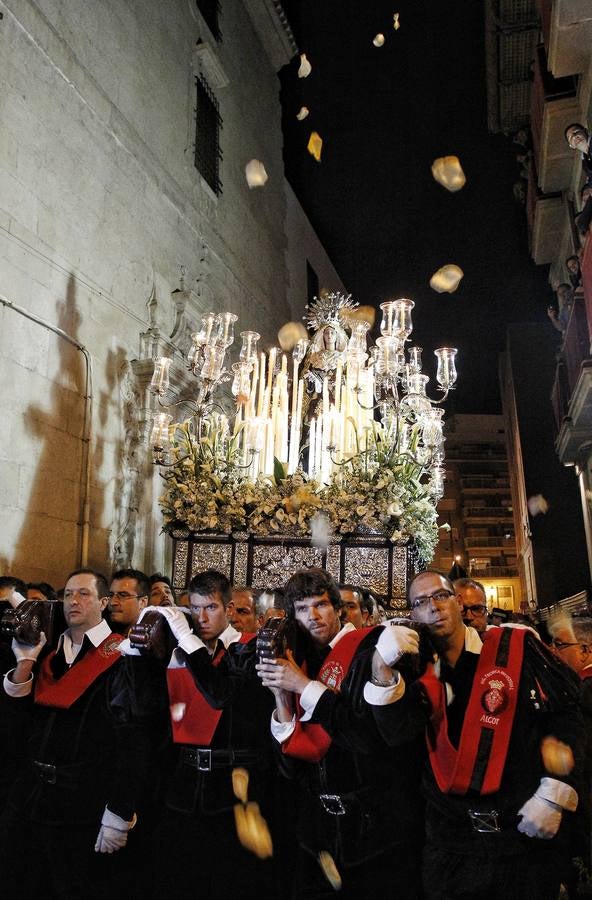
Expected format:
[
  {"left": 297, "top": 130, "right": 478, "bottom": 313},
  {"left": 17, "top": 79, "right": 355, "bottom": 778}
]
[
  {"left": 334, "top": 360, "right": 342, "bottom": 415},
  {"left": 315, "top": 415, "right": 323, "bottom": 479},
  {"left": 280, "top": 372, "right": 289, "bottom": 463},
  {"left": 247, "top": 358, "right": 259, "bottom": 419},
  {"left": 309, "top": 418, "right": 316, "bottom": 478},
  {"left": 257, "top": 352, "right": 266, "bottom": 417},
  {"left": 294, "top": 379, "right": 304, "bottom": 470},
  {"left": 322, "top": 378, "right": 329, "bottom": 418},
  {"left": 267, "top": 347, "right": 276, "bottom": 401}
]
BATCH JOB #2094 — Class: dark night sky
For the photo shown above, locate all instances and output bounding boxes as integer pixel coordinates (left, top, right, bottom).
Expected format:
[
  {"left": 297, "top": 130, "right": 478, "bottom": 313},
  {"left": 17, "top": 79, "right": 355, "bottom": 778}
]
[{"left": 280, "top": 0, "right": 552, "bottom": 413}]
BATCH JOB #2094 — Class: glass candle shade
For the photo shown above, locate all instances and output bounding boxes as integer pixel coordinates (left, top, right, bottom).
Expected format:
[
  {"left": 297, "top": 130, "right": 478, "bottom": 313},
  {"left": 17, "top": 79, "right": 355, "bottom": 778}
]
[
  {"left": 149, "top": 357, "right": 171, "bottom": 396},
  {"left": 435, "top": 347, "right": 458, "bottom": 389},
  {"left": 376, "top": 336, "right": 399, "bottom": 377},
  {"left": 215, "top": 312, "right": 238, "bottom": 348},
  {"left": 201, "top": 344, "right": 225, "bottom": 381},
  {"left": 422, "top": 408, "right": 444, "bottom": 448},
  {"left": 408, "top": 345, "right": 423, "bottom": 372},
  {"left": 150, "top": 412, "right": 172, "bottom": 449},
  {"left": 231, "top": 362, "right": 250, "bottom": 404},
  {"left": 348, "top": 321, "right": 370, "bottom": 353},
  {"left": 379, "top": 300, "right": 396, "bottom": 337},
  {"left": 239, "top": 331, "right": 261, "bottom": 366},
  {"left": 392, "top": 298, "right": 414, "bottom": 341}
]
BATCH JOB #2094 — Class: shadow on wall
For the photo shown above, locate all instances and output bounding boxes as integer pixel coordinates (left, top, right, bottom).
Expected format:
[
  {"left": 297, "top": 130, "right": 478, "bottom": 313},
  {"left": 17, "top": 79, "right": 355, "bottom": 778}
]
[{"left": 12, "top": 275, "right": 105, "bottom": 587}]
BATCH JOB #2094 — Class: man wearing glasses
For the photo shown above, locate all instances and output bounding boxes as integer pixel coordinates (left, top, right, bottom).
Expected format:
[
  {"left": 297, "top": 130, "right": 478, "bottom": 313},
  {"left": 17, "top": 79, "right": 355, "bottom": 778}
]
[
  {"left": 565, "top": 123, "right": 592, "bottom": 186},
  {"left": 108, "top": 567, "right": 150, "bottom": 633},
  {"left": 368, "top": 570, "right": 583, "bottom": 900},
  {"left": 549, "top": 616, "right": 592, "bottom": 891},
  {"left": 549, "top": 616, "right": 592, "bottom": 677},
  {"left": 454, "top": 577, "right": 489, "bottom": 636},
  {"left": 0, "top": 568, "right": 146, "bottom": 897}
]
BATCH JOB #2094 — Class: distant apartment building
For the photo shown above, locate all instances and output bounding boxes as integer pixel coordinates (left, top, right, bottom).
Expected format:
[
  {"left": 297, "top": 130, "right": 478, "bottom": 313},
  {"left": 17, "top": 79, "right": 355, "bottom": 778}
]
[
  {"left": 433, "top": 415, "right": 522, "bottom": 613},
  {"left": 485, "top": 0, "right": 592, "bottom": 590}
]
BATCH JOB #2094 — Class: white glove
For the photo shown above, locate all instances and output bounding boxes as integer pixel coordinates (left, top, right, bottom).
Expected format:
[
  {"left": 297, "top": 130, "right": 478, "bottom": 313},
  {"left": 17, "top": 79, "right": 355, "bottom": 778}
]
[
  {"left": 142, "top": 604, "right": 204, "bottom": 654},
  {"left": 116, "top": 637, "right": 141, "bottom": 657},
  {"left": 94, "top": 807, "right": 136, "bottom": 854},
  {"left": 517, "top": 777, "right": 578, "bottom": 840},
  {"left": 12, "top": 631, "right": 47, "bottom": 663},
  {"left": 375, "top": 623, "right": 419, "bottom": 667},
  {"left": 8, "top": 591, "right": 27, "bottom": 610}
]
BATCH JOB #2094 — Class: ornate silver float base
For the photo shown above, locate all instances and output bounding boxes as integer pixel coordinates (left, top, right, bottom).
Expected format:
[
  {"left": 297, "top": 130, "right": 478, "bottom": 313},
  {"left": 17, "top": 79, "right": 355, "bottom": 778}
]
[{"left": 170, "top": 531, "right": 420, "bottom": 610}]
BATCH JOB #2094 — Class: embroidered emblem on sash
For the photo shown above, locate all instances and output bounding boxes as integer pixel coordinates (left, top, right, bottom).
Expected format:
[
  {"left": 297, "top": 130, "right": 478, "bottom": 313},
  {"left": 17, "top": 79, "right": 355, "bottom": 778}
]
[
  {"left": 319, "top": 660, "right": 344, "bottom": 690},
  {"left": 99, "top": 634, "right": 124, "bottom": 657},
  {"left": 479, "top": 669, "right": 513, "bottom": 724}
]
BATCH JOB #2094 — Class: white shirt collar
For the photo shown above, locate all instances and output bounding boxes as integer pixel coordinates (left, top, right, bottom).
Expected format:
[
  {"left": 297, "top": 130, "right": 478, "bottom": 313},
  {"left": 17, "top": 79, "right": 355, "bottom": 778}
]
[
  {"left": 58, "top": 619, "right": 112, "bottom": 665},
  {"left": 464, "top": 624, "right": 483, "bottom": 654},
  {"left": 434, "top": 625, "right": 482, "bottom": 680},
  {"left": 329, "top": 621, "right": 356, "bottom": 648},
  {"left": 219, "top": 623, "right": 242, "bottom": 649}
]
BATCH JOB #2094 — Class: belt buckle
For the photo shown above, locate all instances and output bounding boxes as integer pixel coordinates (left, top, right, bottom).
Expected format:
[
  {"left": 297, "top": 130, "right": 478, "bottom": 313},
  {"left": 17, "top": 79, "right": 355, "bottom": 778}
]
[
  {"left": 468, "top": 809, "right": 500, "bottom": 833},
  {"left": 319, "top": 793, "right": 346, "bottom": 816},
  {"left": 34, "top": 761, "right": 57, "bottom": 785},
  {"left": 196, "top": 748, "right": 212, "bottom": 772}
]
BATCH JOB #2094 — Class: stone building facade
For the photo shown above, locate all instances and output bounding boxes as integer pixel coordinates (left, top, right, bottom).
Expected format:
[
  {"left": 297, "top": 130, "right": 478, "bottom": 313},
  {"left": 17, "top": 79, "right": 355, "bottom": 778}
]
[{"left": 0, "top": 0, "right": 344, "bottom": 586}]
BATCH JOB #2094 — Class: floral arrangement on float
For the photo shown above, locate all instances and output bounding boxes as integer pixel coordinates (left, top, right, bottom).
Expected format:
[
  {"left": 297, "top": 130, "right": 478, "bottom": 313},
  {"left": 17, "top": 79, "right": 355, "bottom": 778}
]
[{"left": 149, "top": 293, "right": 457, "bottom": 565}]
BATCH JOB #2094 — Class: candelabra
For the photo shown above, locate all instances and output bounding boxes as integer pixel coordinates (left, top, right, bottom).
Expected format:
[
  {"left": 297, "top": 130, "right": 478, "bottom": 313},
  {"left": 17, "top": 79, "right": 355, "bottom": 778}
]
[{"left": 147, "top": 294, "right": 458, "bottom": 507}]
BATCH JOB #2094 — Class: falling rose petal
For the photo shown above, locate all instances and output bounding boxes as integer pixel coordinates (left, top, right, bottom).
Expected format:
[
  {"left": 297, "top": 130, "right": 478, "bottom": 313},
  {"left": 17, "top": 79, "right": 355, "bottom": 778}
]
[
  {"left": 430, "top": 264, "right": 464, "bottom": 293},
  {"left": 296, "top": 106, "right": 309, "bottom": 121},
  {"left": 310, "top": 512, "right": 332, "bottom": 550},
  {"left": 278, "top": 321, "right": 308, "bottom": 351},
  {"left": 527, "top": 494, "right": 549, "bottom": 516},
  {"left": 171, "top": 703, "right": 186, "bottom": 722},
  {"left": 318, "top": 852, "right": 342, "bottom": 891},
  {"left": 307, "top": 131, "right": 323, "bottom": 162},
  {"left": 245, "top": 159, "right": 268, "bottom": 189},
  {"left": 232, "top": 767, "right": 249, "bottom": 804},
  {"left": 298, "top": 53, "right": 312, "bottom": 78},
  {"left": 431, "top": 155, "right": 466, "bottom": 192},
  {"left": 393, "top": 12, "right": 400, "bottom": 30},
  {"left": 541, "top": 736, "right": 575, "bottom": 776},
  {"left": 373, "top": 33, "right": 385, "bottom": 47}
]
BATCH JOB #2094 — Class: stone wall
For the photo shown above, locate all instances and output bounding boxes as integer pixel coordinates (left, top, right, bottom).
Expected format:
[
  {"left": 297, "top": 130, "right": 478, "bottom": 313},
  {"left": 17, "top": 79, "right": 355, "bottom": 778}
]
[
  {"left": 284, "top": 181, "right": 346, "bottom": 318},
  {"left": 0, "top": 0, "right": 321, "bottom": 586}
]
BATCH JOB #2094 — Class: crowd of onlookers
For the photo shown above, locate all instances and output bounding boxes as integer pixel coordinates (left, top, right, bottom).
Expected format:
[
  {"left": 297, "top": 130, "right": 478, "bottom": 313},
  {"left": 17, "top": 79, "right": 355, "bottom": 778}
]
[{"left": 509, "top": 121, "right": 592, "bottom": 344}]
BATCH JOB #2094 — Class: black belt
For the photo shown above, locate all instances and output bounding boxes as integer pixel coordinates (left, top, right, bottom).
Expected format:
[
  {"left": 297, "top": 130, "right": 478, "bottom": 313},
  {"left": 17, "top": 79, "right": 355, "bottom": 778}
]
[
  {"left": 181, "top": 747, "right": 260, "bottom": 772},
  {"left": 319, "top": 793, "right": 347, "bottom": 816},
  {"left": 32, "top": 761, "right": 57, "bottom": 784}
]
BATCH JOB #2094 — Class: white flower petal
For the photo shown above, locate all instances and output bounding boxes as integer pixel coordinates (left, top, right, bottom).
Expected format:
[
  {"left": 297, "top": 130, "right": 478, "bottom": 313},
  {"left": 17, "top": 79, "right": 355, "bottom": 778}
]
[
  {"left": 431, "top": 155, "right": 466, "bottom": 192},
  {"left": 298, "top": 53, "right": 312, "bottom": 79},
  {"left": 245, "top": 159, "right": 268, "bottom": 189},
  {"left": 527, "top": 494, "right": 549, "bottom": 516},
  {"left": 171, "top": 703, "right": 186, "bottom": 722},
  {"left": 429, "top": 264, "right": 464, "bottom": 294}
]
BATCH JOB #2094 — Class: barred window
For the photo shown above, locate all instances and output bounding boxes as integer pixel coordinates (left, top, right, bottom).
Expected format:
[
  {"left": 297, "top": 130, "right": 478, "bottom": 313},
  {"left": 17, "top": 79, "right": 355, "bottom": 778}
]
[
  {"left": 196, "top": 0, "right": 221, "bottom": 41},
  {"left": 194, "top": 75, "right": 222, "bottom": 195}
]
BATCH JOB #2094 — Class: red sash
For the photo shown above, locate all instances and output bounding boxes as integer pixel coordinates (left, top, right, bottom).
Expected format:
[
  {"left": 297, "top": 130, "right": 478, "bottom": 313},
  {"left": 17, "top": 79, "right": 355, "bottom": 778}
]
[
  {"left": 282, "top": 627, "right": 373, "bottom": 763},
  {"left": 35, "top": 633, "right": 124, "bottom": 709},
  {"left": 166, "top": 633, "right": 254, "bottom": 746},
  {"left": 418, "top": 627, "right": 525, "bottom": 795}
]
